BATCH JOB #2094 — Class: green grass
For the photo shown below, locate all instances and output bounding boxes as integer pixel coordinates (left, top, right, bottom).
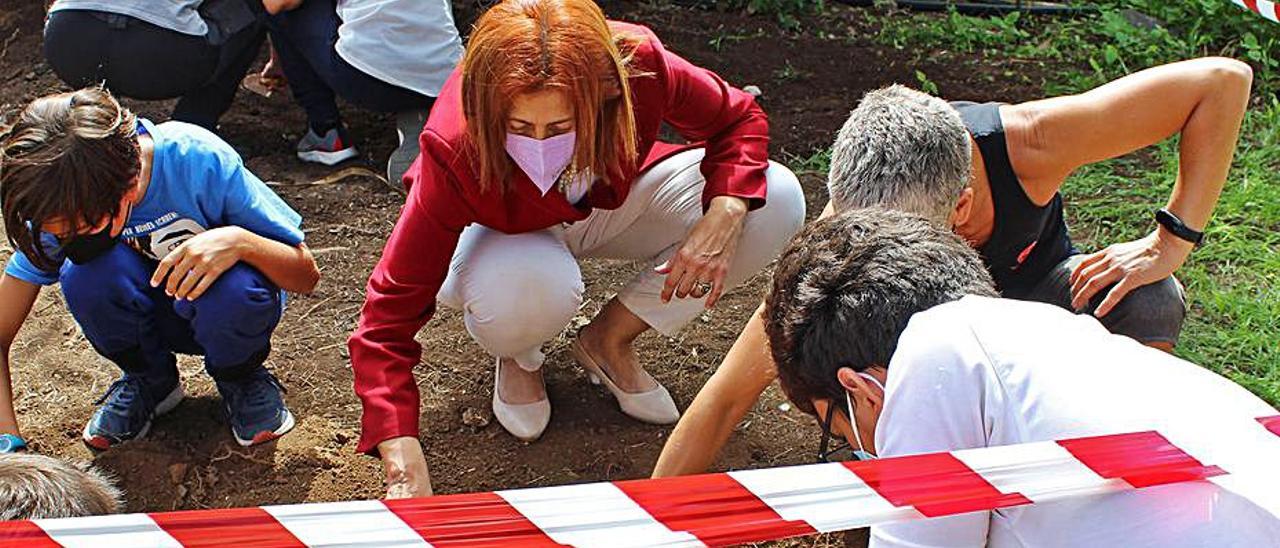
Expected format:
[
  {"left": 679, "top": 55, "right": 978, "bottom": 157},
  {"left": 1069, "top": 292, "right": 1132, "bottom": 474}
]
[{"left": 869, "top": 2, "right": 1280, "bottom": 404}]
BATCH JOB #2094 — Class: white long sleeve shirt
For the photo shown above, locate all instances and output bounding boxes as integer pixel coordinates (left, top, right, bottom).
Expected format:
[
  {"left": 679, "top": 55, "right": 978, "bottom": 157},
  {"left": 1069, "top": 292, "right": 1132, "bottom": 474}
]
[
  {"left": 872, "top": 296, "right": 1280, "bottom": 547},
  {"left": 334, "top": 0, "right": 464, "bottom": 98}
]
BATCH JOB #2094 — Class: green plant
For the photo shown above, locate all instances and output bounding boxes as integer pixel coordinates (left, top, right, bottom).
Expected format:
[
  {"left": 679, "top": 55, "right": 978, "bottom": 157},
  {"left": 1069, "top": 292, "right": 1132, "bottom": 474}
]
[
  {"left": 729, "top": 0, "right": 825, "bottom": 29},
  {"left": 773, "top": 60, "right": 811, "bottom": 82},
  {"left": 915, "top": 69, "right": 940, "bottom": 94},
  {"left": 708, "top": 27, "right": 767, "bottom": 52}
]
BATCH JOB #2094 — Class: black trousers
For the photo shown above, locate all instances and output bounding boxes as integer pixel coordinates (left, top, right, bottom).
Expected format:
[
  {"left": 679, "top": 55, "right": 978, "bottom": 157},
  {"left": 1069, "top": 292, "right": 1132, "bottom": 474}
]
[
  {"left": 43, "top": 6, "right": 265, "bottom": 130},
  {"left": 262, "top": 0, "right": 431, "bottom": 133}
]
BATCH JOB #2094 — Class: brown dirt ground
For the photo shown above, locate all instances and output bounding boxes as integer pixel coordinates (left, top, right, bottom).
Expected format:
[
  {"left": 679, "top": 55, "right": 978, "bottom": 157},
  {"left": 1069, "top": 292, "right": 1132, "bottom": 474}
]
[{"left": 0, "top": 2, "right": 1046, "bottom": 546}]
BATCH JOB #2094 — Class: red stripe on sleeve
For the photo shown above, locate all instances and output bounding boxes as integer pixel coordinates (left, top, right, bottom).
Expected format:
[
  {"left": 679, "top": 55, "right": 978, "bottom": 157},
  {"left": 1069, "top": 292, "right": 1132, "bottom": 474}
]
[
  {"left": 150, "top": 507, "right": 304, "bottom": 547},
  {"left": 1057, "top": 431, "right": 1226, "bottom": 488},
  {"left": 845, "top": 454, "right": 1032, "bottom": 518},
  {"left": 0, "top": 520, "right": 59, "bottom": 547},
  {"left": 383, "top": 493, "right": 564, "bottom": 547},
  {"left": 1258, "top": 415, "right": 1280, "bottom": 437},
  {"left": 614, "top": 473, "right": 816, "bottom": 545}
]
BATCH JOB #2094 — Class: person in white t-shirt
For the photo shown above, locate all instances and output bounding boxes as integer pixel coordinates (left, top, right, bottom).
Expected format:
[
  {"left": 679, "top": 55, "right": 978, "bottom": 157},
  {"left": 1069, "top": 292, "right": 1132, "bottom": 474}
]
[
  {"left": 763, "top": 207, "right": 1280, "bottom": 547},
  {"left": 259, "top": 0, "right": 464, "bottom": 185}
]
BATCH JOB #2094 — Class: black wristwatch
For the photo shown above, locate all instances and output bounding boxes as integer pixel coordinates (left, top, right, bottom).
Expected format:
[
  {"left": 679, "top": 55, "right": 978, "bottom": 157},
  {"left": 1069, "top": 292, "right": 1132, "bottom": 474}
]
[{"left": 1155, "top": 208, "right": 1204, "bottom": 246}]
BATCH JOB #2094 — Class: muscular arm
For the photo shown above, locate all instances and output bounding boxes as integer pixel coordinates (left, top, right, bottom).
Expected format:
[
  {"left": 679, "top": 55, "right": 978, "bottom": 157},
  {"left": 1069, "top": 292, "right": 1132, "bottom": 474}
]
[
  {"left": 0, "top": 275, "right": 40, "bottom": 438},
  {"left": 1006, "top": 57, "right": 1252, "bottom": 315},
  {"left": 1007, "top": 57, "right": 1253, "bottom": 228},
  {"left": 652, "top": 202, "right": 834, "bottom": 477}
]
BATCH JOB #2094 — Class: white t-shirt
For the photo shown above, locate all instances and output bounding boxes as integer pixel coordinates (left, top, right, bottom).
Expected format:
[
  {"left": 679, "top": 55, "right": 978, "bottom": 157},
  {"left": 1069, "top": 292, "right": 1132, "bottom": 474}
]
[
  {"left": 334, "top": 0, "right": 464, "bottom": 98},
  {"left": 872, "top": 296, "right": 1280, "bottom": 548}
]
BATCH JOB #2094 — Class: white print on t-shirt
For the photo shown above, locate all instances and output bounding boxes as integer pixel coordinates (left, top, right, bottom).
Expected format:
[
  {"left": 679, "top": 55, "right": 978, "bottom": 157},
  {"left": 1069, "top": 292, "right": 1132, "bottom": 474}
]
[{"left": 122, "top": 214, "right": 206, "bottom": 261}]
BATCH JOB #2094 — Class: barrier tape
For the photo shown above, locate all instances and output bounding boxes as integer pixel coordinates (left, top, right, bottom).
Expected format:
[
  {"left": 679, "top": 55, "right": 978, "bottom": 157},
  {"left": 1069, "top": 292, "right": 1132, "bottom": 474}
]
[
  {"left": 1236, "top": 0, "right": 1280, "bottom": 22},
  {"left": 1, "top": 415, "right": 1276, "bottom": 547}
]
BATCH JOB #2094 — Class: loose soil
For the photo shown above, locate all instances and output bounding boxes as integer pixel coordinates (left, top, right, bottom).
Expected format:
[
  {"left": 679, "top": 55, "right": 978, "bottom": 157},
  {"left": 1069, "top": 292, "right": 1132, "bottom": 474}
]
[{"left": 0, "top": 2, "right": 1046, "bottom": 545}]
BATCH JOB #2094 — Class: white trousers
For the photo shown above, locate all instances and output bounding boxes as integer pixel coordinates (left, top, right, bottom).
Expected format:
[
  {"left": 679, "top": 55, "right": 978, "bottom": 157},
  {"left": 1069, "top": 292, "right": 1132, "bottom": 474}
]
[{"left": 438, "top": 149, "right": 807, "bottom": 370}]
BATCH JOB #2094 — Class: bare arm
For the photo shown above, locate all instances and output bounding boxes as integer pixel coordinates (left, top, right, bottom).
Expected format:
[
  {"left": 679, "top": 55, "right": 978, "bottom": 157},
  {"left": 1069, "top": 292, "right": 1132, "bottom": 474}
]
[
  {"left": 653, "top": 302, "right": 777, "bottom": 477},
  {"left": 652, "top": 201, "right": 834, "bottom": 477},
  {"left": 1006, "top": 57, "right": 1252, "bottom": 315},
  {"left": 0, "top": 275, "right": 40, "bottom": 438},
  {"left": 152, "top": 227, "right": 320, "bottom": 301},
  {"left": 238, "top": 233, "right": 320, "bottom": 295}
]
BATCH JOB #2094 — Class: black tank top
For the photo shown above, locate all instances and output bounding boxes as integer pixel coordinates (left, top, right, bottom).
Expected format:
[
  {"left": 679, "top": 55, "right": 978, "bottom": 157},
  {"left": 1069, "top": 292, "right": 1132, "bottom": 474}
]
[{"left": 951, "top": 101, "right": 1075, "bottom": 296}]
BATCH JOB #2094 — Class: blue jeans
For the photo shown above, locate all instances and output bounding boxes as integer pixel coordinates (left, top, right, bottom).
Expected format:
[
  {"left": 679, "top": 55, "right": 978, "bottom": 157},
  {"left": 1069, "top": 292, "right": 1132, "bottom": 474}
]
[
  {"left": 261, "top": 0, "right": 431, "bottom": 132},
  {"left": 60, "top": 245, "right": 283, "bottom": 393}
]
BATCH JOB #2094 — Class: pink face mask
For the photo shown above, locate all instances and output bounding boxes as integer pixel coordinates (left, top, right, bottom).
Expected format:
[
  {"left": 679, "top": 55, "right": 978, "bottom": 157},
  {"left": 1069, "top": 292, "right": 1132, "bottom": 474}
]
[{"left": 505, "top": 131, "right": 576, "bottom": 195}]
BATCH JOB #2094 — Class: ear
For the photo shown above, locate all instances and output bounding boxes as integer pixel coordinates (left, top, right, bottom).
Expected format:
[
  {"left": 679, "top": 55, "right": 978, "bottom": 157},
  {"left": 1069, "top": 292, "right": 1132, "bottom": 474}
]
[
  {"left": 836, "top": 367, "right": 882, "bottom": 411},
  {"left": 948, "top": 186, "right": 975, "bottom": 229}
]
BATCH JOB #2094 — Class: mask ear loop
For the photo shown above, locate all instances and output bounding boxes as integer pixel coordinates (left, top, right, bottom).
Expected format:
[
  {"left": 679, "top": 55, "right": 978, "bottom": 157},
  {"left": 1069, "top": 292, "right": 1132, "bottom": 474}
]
[
  {"left": 845, "top": 391, "right": 871, "bottom": 457},
  {"left": 847, "top": 373, "right": 882, "bottom": 459}
]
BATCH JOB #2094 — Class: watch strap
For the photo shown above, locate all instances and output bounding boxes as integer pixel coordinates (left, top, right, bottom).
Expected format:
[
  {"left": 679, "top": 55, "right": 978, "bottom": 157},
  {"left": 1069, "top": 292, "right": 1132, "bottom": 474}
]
[{"left": 1155, "top": 208, "right": 1204, "bottom": 246}]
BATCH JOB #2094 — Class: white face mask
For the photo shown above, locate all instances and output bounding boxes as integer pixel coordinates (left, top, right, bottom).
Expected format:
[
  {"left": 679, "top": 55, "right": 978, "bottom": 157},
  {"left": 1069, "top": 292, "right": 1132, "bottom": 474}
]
[{"left": 846, "top": 371, "right": 885, "bottom": 460}]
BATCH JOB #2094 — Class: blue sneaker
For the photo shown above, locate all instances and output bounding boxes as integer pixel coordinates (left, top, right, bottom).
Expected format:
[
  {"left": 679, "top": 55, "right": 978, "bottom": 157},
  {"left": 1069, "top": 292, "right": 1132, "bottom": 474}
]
[
  {"left": 215, "top": 369, "right": 295, "bottom": 447},
  {"left": 82, "top": 377, "right": 184, "bottom": 451}
]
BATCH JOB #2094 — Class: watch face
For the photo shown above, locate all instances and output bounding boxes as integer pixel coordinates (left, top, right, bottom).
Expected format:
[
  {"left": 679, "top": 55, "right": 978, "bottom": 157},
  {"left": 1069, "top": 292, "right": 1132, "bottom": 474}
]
[{"left": 0, "top": 437, "right": 17, "bottom": 452}]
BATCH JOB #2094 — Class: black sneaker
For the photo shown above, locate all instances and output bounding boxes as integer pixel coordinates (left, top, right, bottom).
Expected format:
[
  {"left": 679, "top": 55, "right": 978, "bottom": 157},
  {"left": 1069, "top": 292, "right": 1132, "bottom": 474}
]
[
  {"left": 215, "top": 369, "right": 295, "bottom": 447},
  {"left": 82, "top": 376, "right": 184, "bottom": 451}
]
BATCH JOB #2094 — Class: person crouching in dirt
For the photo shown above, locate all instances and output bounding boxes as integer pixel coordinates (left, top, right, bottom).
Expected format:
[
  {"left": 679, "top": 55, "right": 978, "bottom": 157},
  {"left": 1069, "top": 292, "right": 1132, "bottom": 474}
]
[
  {"left": 42, "top": 0, "right": 266, "bottom": 132},
  {"left": 255, "top": 0, "right": 465, "bottom": 184},
  {"left": 0, "top": 453, "right": 122, "bottom": 519},
  {"left": 762, "top": 208, "right": 1280, "bottom": 546},
  {"left": 0, "top": 87, "right": 320, "bottom": 453},
  {"left": 348, "top": 0, "right": 806, "bottom": 498},
  {"left": 652, "top": 57, "right": 1253, "bottom": 478}
]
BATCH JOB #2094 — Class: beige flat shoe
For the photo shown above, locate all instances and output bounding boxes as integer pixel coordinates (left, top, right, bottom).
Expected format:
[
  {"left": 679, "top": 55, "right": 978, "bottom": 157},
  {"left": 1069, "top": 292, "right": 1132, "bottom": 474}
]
[
  {"left": 491, "top": 358, "right": 550, "bottom": 442},
  {"left": 570, "top": 339, "right": 680, "bottom": 425}
]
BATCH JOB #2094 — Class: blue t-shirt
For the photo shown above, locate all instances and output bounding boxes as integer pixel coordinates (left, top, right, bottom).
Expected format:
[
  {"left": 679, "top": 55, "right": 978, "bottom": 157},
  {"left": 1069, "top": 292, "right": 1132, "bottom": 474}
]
[{"left": 4, "top": 119, "right": 304, "bottom": 286}]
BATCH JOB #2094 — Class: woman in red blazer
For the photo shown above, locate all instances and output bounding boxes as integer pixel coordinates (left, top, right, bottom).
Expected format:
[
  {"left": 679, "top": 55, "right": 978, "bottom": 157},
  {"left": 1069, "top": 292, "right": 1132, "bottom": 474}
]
[{"left": 348, "top": 0, "right": 806, "bottom": 498}]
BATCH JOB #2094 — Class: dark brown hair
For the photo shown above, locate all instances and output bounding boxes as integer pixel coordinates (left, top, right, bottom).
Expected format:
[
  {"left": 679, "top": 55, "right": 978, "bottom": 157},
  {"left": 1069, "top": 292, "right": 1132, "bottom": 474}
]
[
  {"left": 764, "top": 207, "right": 998, "bottom": 415},
  {"left": 0, "top": 87, "right": 140, "bottom": 270}
]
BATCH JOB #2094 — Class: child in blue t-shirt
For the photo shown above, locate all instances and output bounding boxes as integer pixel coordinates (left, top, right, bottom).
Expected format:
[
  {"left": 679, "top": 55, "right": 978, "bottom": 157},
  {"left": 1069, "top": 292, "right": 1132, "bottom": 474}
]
[{"left": 0, "top": 88, "right": 320, "bottom": 452}]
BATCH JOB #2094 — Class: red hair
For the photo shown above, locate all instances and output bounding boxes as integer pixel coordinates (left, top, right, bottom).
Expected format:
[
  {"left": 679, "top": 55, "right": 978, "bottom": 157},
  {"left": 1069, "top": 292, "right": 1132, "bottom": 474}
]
[{"left": 462, "top": 0, "right": 641, "bottom": 192}]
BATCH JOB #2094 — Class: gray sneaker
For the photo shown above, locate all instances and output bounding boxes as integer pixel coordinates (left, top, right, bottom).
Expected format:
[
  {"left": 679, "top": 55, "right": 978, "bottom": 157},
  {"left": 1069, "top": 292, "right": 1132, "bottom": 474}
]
[
  {"left": 386, "top": 109, "right": 428, "bottom": 192},
  {"left": 296, "top": 127, "right": 359, "bottom": 166}
]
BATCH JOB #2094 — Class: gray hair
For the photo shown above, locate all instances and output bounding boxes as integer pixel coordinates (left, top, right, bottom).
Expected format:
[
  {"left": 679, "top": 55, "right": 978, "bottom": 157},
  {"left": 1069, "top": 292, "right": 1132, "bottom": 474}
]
[
  {"left": 0, "top": 453, "right": 122, "bottom": 519},
  {"left": 764, "top": 207, "right": 997, "bottom": 414},
  {"left": 827, "top": 85, "right": 972, "bottom": 226}
]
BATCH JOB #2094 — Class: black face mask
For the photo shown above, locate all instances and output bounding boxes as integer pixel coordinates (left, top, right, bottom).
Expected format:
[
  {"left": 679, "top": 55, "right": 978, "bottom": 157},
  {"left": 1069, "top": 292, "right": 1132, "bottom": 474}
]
[{"left": 62, "top": 224, "right": 120, "bottom": 265}]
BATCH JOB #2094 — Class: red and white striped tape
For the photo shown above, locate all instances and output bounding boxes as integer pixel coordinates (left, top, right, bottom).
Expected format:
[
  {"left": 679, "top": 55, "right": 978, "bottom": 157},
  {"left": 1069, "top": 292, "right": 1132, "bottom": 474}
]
[
  {"left": 2, "top": 415, "right": 1277, "bottom": 547},
  {"left": 1236, "top": 0, "right": 1280, "bottom": 22}
]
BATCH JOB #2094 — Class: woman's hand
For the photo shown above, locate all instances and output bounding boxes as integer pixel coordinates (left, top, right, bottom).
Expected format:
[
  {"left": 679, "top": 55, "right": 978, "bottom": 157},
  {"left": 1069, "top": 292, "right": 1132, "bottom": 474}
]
[
  {"left": 379, "top": 436, "right": 433, "bottom": 499},
  {"left": 151, "top": 227, "right": 250, "bottom": 301},
  {"left": 1069, "top": 226, "right": 1194, "bottom": 317},
  {"left": 657, "top": 196, "right": 748, "bottom": 308}
]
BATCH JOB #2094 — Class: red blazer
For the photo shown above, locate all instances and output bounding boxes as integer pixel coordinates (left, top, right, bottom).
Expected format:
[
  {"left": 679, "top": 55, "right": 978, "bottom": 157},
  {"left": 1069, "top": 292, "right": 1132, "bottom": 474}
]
[{"left": 349, "top": 22, "right": 772, "bottom": 454}]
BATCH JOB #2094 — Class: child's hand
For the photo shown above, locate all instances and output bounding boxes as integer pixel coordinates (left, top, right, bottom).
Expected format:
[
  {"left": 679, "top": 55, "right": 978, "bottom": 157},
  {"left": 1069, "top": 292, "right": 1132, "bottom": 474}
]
[{"left": 151, "top": 227, "right": 249, "bottom": 301}]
